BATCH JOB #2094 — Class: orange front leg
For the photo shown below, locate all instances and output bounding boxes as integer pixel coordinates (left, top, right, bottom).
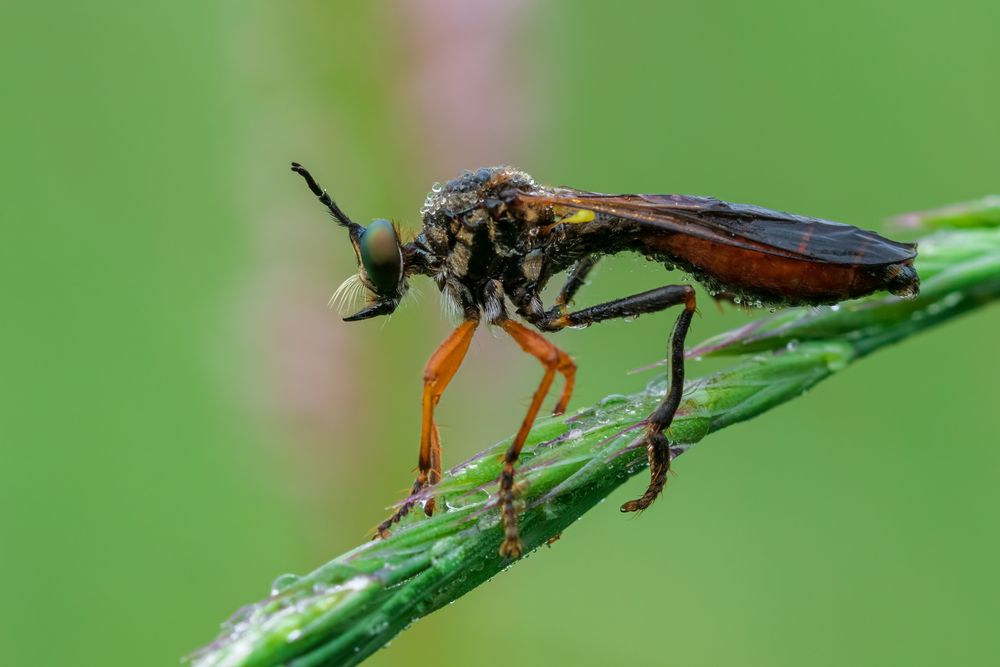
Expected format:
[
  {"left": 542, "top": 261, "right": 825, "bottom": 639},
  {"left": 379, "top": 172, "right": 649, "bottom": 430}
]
[
  {"left": 375, "top": 319, "right": 478, "bottom": 538},
  {"left": 497, "top": 319, "right": 576, "bottom": 558}
]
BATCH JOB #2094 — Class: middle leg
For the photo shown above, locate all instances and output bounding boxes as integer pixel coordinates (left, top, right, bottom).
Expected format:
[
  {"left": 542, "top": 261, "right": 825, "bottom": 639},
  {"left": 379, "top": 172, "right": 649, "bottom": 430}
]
[{"left": 496, "top": 319, "right": 576, "bottom": 558}]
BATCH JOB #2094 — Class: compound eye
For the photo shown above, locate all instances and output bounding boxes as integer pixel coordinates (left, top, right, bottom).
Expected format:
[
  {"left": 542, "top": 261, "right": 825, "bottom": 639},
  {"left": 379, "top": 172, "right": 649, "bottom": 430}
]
[{"left": 359, "top": 219, "right": 403, "bottom": 295}]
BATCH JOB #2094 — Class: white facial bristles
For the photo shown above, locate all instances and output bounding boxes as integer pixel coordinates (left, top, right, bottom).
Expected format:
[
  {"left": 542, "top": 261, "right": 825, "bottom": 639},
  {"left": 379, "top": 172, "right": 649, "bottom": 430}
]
[{"left": 328, "top": 273, "right": 367, "bottom": 314}]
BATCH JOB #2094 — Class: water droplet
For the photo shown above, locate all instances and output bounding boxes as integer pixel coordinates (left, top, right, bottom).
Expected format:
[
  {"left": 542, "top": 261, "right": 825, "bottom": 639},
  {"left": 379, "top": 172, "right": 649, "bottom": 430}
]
[
  {"left": 829, "top": 304, "right": 841, "bottom": 312},
  {"left": 942, "top": 292, "right": 963, "bottom": 308},
  {"left": 645, "top": 376, "right": 668, "bottom": 395},
  {"left": 287, "top": 629, "right": 303, "bottom": 643},
  {"left": 927, "top": 293, "right": 962, "bottom": 316},
  {"left": 431, "top": 182, "right": 443, "bottom": 192},
  {"left": 444, "top": 489, "right": 490, "bottom": 510},
  {"left": 430, "top": 538, "right": 454, "bottom": 558},
  {"left": 825, "top": 355, "right": 848, "bottom": 372},
  {"left": 566, "top": 428, "right": 584, "bottom": 440},
  {"left": 367, "top": 615, "right": 390, "bottom": 636},
  {"left": 599, "top": 394, "right": 628, "bottom": 407},
  {"left": 477, "top": 513, "right": 500, "bottom": 531},
  {"left": 785, "top": 339, "right": 799, "bottom": 352},
  {"left": 270, "top": 573, "right": 300, "bottom": 596},
  {"left": 222, "top": 603, "right": 257, "bottom": 633}
]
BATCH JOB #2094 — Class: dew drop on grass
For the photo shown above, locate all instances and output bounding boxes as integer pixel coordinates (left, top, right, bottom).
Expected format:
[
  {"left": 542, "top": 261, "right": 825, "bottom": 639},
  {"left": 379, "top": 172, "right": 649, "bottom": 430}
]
[
  {"left": 477, "top": 513, "right": 500, "bottom": 531},
  {"left": 222, "top": 604, "right": 256, "bottom": 633},
  {"left": 942, "top": 291, "right": 963, "bottom": 308},
  {"left": 599, "top": 394, "right": 628, "bottom": 407},
  {"left": 430, "top": 537, "right": 454, "bottom": 559},
  {"left": 645, "top": 376, "right": 668, "bottom": 395},
  {"left": 444, "top": 488, "right": 489, "bottom": 511},
  {"left": 367, "top": 615, "right": 390, "bottom": 636},
  {"left": 825, "top": 355, "right": 848, "bottom": 372},
  {"left": 270, "top": 573, "right": 300, "bottom": 596}
]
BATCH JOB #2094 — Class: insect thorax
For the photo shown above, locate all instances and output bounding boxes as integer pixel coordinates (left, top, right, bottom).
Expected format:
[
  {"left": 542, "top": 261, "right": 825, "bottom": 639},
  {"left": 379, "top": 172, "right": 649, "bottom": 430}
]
[
  {"left": 419, "top": 166, "right": 536, "bottom": 221},
  {"left": 417, "top": 167, "right": 548, "bottom": 306}
]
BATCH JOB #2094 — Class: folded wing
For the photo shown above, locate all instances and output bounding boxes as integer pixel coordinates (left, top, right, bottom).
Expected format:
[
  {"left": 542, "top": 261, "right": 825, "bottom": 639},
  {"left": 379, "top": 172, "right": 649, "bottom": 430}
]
[{"left": 516, "top": 189, "right": 917, "bottom": 266}]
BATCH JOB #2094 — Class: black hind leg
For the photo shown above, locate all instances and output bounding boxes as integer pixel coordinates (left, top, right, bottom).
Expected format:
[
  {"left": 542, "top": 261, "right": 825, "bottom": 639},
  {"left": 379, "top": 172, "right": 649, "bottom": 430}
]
[{"left": 620, "top": 288, "right": 696, "bottom": 512}]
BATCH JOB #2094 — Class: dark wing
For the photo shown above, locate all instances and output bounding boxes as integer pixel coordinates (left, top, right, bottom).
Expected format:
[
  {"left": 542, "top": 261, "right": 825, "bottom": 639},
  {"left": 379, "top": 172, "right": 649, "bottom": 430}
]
[{"left": 516, "top": 189, "right": 917, "bottom": 266}]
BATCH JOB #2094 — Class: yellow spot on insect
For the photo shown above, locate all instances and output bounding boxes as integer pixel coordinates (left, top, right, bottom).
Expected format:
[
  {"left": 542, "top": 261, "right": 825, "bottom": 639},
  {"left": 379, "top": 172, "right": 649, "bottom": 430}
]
[{"left": 559, "top": 209, "right": 595, "bottom": 224}]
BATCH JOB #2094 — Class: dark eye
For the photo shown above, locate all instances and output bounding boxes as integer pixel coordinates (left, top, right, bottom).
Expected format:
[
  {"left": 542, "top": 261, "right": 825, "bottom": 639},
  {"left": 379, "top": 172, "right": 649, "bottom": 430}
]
[{"left": 359, "top": 219, "right": 403, "bottom": 295}]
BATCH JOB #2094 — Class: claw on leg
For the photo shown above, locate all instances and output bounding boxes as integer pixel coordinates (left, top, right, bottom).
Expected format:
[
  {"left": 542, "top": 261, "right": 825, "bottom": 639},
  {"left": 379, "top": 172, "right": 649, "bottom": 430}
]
[
  {"left": 499, "top": 538, "right": 523, "bottom": 560},
  {"left": 620, "top": 429, "right": 670, "bottom": 512}
]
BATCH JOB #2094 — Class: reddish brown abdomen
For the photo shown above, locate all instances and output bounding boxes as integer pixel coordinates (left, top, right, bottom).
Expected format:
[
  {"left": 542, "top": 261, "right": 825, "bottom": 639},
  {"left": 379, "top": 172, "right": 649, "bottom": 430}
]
[{"left": 642, "top": 232, "right": 914, "bottom": 305}]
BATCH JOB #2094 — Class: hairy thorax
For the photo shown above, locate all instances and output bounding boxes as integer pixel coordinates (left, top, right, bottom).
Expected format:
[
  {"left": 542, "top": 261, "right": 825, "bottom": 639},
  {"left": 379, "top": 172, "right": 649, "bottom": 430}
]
[{"left": 416, "top": 167, "right": 556, "bottom": 310}]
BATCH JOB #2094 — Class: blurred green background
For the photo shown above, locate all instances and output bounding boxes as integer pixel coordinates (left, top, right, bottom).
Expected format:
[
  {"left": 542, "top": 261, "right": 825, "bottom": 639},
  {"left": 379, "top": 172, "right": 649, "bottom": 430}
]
[{"left": 3, "top": 1, "right": 999, "bottom": 665}]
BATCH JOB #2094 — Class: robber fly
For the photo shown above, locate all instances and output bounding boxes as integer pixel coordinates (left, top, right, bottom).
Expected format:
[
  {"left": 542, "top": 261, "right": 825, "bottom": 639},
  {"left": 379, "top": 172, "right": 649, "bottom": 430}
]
[{"left": 291, "top": 163, "right": 919, "bottom": 558}]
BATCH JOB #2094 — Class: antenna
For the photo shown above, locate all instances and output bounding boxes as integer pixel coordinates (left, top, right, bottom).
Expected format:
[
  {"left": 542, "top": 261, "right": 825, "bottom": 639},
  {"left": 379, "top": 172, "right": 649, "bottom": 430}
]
[{"left": 290, "top": 162, "right": 364, "bottom": 238}]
